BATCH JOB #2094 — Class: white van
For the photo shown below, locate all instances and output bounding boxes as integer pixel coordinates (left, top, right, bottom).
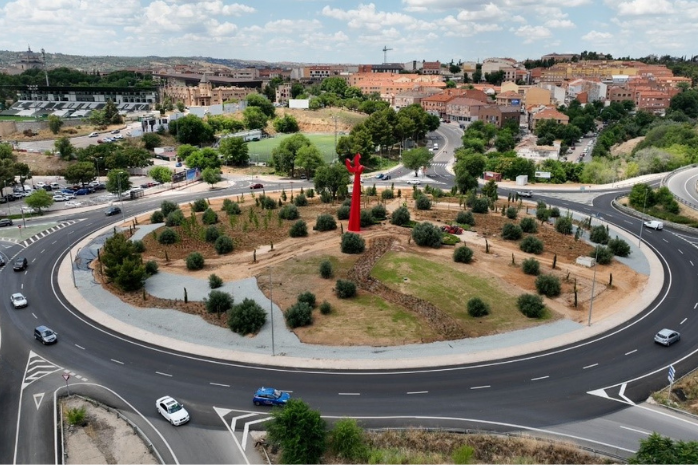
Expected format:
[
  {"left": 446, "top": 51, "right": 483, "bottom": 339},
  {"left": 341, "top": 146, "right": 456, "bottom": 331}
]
[
  {"left": 433, "top": 143, "right": 439, "bottom": 150},
  {"left": 643, "top": 220, "right": 663, "bottom": 230}
]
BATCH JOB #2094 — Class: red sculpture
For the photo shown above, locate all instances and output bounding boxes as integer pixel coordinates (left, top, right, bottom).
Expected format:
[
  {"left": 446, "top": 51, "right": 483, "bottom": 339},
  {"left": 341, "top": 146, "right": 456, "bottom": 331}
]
[{"left": 345, "top": 153, "right": 364, "bottom": 232}]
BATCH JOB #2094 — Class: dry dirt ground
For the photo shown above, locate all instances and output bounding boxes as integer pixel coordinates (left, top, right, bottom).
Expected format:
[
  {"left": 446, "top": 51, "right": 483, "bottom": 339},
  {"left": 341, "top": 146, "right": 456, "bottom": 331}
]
[
  {"left": 610, "top": 136, "right": 645, "bottom": 156},
  {"left": 61, "top": 397, "right": 157, "bottom": 464},
  {"left": 100, "top": 190, "right": 644, "bottom": 347}
]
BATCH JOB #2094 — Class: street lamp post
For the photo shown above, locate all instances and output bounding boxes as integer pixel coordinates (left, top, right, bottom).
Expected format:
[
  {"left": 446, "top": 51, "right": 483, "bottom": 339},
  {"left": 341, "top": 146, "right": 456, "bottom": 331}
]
[
  {"left": 587, "top": 214, "right": 603, "bottom": 327},
  {"left": 117, "top": 171, "right": 125, "bottom": 222},
  {"left": 638, "top": 188, "right": 649, "bottom": 247},
  {"left": 269, "top": 267, "right": 275, "bottom": 356},
  {"left": 95, "top": 157, "right": 102, "bottom": 183}
]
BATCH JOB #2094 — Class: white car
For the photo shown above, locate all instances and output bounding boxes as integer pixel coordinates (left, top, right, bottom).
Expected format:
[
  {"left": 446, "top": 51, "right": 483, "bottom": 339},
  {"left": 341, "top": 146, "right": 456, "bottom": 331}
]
[
  {"left": 113, "top": 134, "right": 124, "bottom": 140},
  {"left": 644, "top": 220, "right": 663, "bottom": 230},
  {"left": 35, "top": 182, "right": 46, "bottom": 188},
  {"left": 406, "top": 179, "right": 421, "bottom": 185},
  {"left": 10, "top": 292, "right": 28, "bottom": 308},
  {"left": 156, "top": 396, "right": 190, "bottom": 426},
  {"left": 65, "top": 201, "right": 83, "bottom": 208},
  {"left": 53, "top": 194, "right": 66, "bottom": 202},
  {"left": 88, "top": 132, "right": 98, "bottom": 137},
  {"left": 21, "top": 206, "right": 36, "bottom": 214},
  {"left": 62, "top": 193, "right": 76, "bottom": 200}
]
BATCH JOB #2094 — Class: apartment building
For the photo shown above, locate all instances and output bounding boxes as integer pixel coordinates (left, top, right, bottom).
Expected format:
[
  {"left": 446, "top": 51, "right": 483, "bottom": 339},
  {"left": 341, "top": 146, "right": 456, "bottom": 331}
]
[
  {"left": 422, "top": 88, "right": 490, "bottom": 118},
  {"left": 635, "top": 90, "right": 670, "bottom": 113},
  {"left": 444, "top": 97, "right": 489, "bottom": 123},
  {"left": 392, "top": 89, "right": 442, "bottom": 109},
  {"left": 541, "top": 53, "right": 578, "bottom": 62},
  {"left": 421, "top": 61, "right": 442, "bottom": 75},
  {"left": 473, "top": 105, "right": 520, "bottom": 129},
  {"left": 524, "top": 87, "right": 552, "bottom": 107},
  {"left": 275, "top": 83, "right": 292, "bottom": 105},
  {"left": 515, "top": 137, "right": 561, "bottom": 162},
  {"left": 496, "top": 91, "right": 522, "bottom": 106},
  {"left": 528, "top": 107, "right": 569, "bottom": 130}
]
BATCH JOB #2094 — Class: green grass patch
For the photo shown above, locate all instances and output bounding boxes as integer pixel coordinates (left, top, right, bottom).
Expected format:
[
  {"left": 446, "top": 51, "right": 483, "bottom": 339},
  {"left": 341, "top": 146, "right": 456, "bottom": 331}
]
[
  {"left": 247, "top": 133, "right": 338, "bottom": 164},
  {"left": 0, "top": 115, "right": 44, "bottom": 121}
]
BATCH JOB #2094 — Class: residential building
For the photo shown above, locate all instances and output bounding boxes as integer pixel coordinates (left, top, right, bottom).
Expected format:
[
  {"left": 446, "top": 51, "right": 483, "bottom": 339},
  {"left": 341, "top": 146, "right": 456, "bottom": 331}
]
[
  {"left": 421, "top": 61, "right": 442, "bottom": 75},
  {"left": 515, "top": 138, "right": 561, "bottom": 162},
  {"left": 392, "top": 89, "right": 441, "bottom": 109},
  {"left": 496, "top": 91, "right": 523, "bottom": 106},
  {"left": 635, "top": 89, "right": 670, "bottom": 114},
  {"left": 541, "top": 53, "right": 578, "bottom": 62},
  {"left": 275, "top": 83, "right": 292, "bottom": 105},
  {"left": 537, "top": 83, "right": 566, "bottom": 105},
  {"left": 523, "top": 87, "right": 552, "bottom": 107},
  {"left": 529, "top": 107, "right": 569, "bottom": 130},
  {"left": 422, "top": 88, "right": 489, "bottom": 118},
  {"left": 472, "top": 105, "right": 521, "bottom": 129},
  {"left": 358, "top": 63, "right": 405, "bottom": 74},
  {"left": 481, "top": 58, "right": 518, "bottom": 76},
  {"left": 444, "top": 97, "right": 489, "bottom": 123},
  {"left": 162, "top": 74, "right": 258, "bottom": 107}
]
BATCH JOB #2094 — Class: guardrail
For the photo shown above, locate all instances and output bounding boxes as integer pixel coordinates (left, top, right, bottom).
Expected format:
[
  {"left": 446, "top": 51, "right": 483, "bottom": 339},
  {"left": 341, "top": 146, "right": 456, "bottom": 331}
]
[{"left": 659, "top": 163, "right": 698, "bottom": 211}]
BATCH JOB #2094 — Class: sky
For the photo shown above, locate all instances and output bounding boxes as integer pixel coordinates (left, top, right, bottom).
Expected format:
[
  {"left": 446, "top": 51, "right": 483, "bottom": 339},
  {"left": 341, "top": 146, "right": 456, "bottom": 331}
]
[{"left": 0, "top": 0, "right": 696, "bottom": 65}]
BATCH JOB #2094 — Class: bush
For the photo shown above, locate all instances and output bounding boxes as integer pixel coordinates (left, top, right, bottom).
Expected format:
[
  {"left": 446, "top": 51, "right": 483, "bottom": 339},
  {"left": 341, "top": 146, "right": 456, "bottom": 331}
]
[
  {"left": 456, "top": 211, "right": 475, "bottom": 226},
  {"left": 209, "top": 273, "right": 223, "bottom": 289},
  {"left": 359, "top": 209, "right": 373, "bottom": 227},
  {"left": 160, "top": 200, "right": 179, "bottom": 217},
  {"left": 193, "top": 198, "right": 208, "bottom": 212},
  {"left": 320, "top": 190, "right": 332, "bottom": 203},
  {"left": 590, "top": 245, "right": 614, "bottom": 265},
  {"left": 289, "top": 220, "right": 308, "bottom": 237},
  {"left": 381, "top": 189, "right": 394, "bottom": 200},
  {"left": 522, "top": 258, "right": 540, "bottom": 275},
  {"left": 222, "top": 199, "right": 241, "bottom": 215},
  {"left": 536, "top": 208, "right": 550, "bottom": 223},
  {"left": 390, "top": 206, "right": 411, "bottom": 226},
  {"left": 453, "top": 246, "right": 474, "bottom": 263},
  {"left": 205, "top": 290, "right": 233, "bottom": 316},
  {"left": 472, "top": 198, "right": 490, "bottom": 213},
  {"left": 205, "top": 225, "right": 220, "bottom": 243},
  {"left": 415, "top": 195, "right": 432, "bottom": 210},
  {"left": 342, "top": 198, "right": 352, "bottom": 207},
  {"left": 518, "top": 293, "right": 546, "bottom": 318},
  {"left": 550, "top": 207, "right": 561, "bottom": 218},
  {"left": 158, "top": 228, "right": 178, "bottom": 244},
  {"left": 166, "top": 209, "right": 185, "bottom": 227},
  {"left": 554, "top": 217, "right": 573, "bottom": 235},
  {"left": 315, "top": 214, "right": 337, "bottom": 231},
  {"left": 285, "top": 301, "right": 313, "bottom": 328},
  {"left": 150, "top": 210, "right": 164, "bottom": 223},
  {"left": 297, "top": 291, "right": 316, "bottom": 308},
  {"left": 186, "top": 252, "right": 205, "bottom": 270},
  {"left": 608, "top": 237, "right": 631, "bottom": 257},
  {"left": 335, "top": 279, "right": 357, "bottom": 298},
  {"left": 371, "top": 204, "right": 387, "bottom": 220},
  {"left": 337, "top": 205, "right": 351, "bottom": 220},
  {"left": 590, "top": 225, "right": 609, "bottom": 244},
  {"left": 520, "top": 217, "right": 538, "bottom": 233},
  {"left": 467, "top": 297, "right": 490, "bottom": 317},
  {"left": 294, "top": 194, "right": 308, "bottom": 206},
  {"left": 228, "top": 298, "right": 267, "bottom": 335},
  {"left": 132, "top": 239, "right": 145, "bottom": 253},
  {"left": 535, "top": 274, "right": 561, "bottom": 297},
  {"left": 202, "top": 208, "right": 218, "bottom": 225},
  {"left": 259, "top": 195, "right": 277, "bottom": 210},
  {"left": 341, "top": 232, "right": 365, "bottom": 254},
  {"left": 452, "top": 445, "right": 475, "bottom": 465},
  {"left": 214, "top": 235, "right": 234, "bottom": 254},
  {"left": 328, "top": 418, "right": 368, "bottom": 462},
  {"left": 520, "top": 236, "right": 544, "bottom": 254},
  {"left": 319, "top": 301, "right": 332, "bottom": 315},
  {"left": 66, "top": 407, "right": 87, "bottom": 426},
  {"left": 501, "top": 223, "right": 523, "bottom": 240},
  {"left": 306, "top": 188, "right": 315, "bottom": 198},
  {"left": 412, "top": 222, "right": 443, "bottom": 248},
  {"left": 506, "top": 206, "right": 518, "bottom": 219},
  {"left": 279, "top": 204, "right": 300, "bottom": 220},
  {"left": 319, "top": 260, "right": 333, "bottom": 279},
  {"left": 145, "top": 260, "right": 158, "bottom": 275}
]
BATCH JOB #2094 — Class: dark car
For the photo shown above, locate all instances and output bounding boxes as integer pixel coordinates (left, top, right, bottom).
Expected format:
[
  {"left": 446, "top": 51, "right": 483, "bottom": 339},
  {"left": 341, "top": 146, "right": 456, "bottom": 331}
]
[
  {"left": 34, "top": 325, "right": 58, "bottom": 344},
  {"left": 41, "top": 185, "right": 52, "bottom": 191},
  {"left": 250, "top": 183, "right": 264, "bottom": 189},
  {"left": 93, "top": 183, "right": 107, "bottom": 191},
  {"left": 13, "top": 256, "right": 27, "bottom": 271},
  {"left": 383, "top": 174, "right": 392, "bottom": 180},
  {"left": 0, "top": 218, "right": 13, "bottom": 227},
  {"left": 0, "top": 256, "right": 5, "bottom": 266},
  {"left": 253, "top": 387, "right": 290, "bottom": 406},
  {"left": 75, "top": 188, "right": 90, "bottom": 195},
  {"left": 105, "top": 206, "right": 122, "bottom": 216}
]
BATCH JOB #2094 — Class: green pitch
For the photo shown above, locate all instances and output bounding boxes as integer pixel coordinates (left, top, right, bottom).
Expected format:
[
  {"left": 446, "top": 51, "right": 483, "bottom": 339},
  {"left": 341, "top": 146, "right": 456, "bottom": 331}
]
[{"left": 246, "top": 133, "right": 338, "bottom": 164}]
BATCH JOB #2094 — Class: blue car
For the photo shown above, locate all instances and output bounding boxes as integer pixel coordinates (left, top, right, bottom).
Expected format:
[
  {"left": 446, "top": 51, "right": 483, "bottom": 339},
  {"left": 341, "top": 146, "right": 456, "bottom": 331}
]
[
  {"left": 75, "top": 188, "right": 90, "bottom": 195},
  {"left": 375, "top": 173, "right": 385, "bottom": 179},
  {"left": 253, "top": 387, "right": 290, "bottom": 406},
  {"left": 62, "top": 189, "right": 76, "bottom": 195}
]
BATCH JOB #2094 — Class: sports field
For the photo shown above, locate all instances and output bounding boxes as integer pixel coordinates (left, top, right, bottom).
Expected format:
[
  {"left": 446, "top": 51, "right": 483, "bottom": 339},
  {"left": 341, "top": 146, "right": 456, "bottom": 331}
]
[{"left": 246, "top": 133, "right": 338, "bottom": 164}]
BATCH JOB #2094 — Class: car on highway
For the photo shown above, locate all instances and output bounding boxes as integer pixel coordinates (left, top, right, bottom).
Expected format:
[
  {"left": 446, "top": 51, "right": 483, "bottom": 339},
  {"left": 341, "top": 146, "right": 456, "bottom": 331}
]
[
  {"left": 654, "top": 328, "right": 680, "bottom": 346},
  {"left": 88, "top": 132, "right": 98, "bottom": 137},
  {"left": 0, "top": 218, "right": 13, "bottom": 227},
  {"left": 253, "top": 387, "right": 290, "bottom": 406},
  {"left": 0, "top": 256, "right": 5, "bottom": 267},
  {"left": 406, "top": 179, "right": 421, "bottom": 185},
  {"left": 644, "top": 220, "right": 663, "bottom": 230},
  {"left": 517, "top": 190, "right": 533, "bottom": 198},
  {"left": 13, "top": 256, "right": 27, "bottom": 271},
  {"left": 249, "top": 183, "right": 264, "bottom": 189},
  {"left": 156, "top": 396, "right": 190, "bottom": 426},
  {"left": 105, "top": 206, "right": 122, "bottom": 216},
  {"left": 65, "top": 201, "right": 83, "bottom": 208},
  {"left": 34, "top": 325, "right": 58, "bottom": 344},
  {"left": 10, "top": 292, "right": 28, "bottom": 308},
  {"left": 375, "top": 173, "right": 385, "bottom": 179}
]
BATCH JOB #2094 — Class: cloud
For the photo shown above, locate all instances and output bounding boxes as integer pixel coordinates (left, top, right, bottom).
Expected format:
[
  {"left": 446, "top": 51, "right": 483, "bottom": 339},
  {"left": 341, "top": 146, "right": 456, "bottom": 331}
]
[
  {"left": 456, "top": 3, "right": 504, "bottom": 21},
  {"left": 616, "top": 0, "right": 674, "bottom": 15},
  {"left": 513, "top": 25, "right": 552, "bottom": 43},
  {"left": 322, "top": 3, "right": 416, "bottom": 30},
  {"left": 581, "top": 30, "right": 613, "bottom": 41},
  {"left": 545, "top": 19, "right": 575, "bottom": 28}
]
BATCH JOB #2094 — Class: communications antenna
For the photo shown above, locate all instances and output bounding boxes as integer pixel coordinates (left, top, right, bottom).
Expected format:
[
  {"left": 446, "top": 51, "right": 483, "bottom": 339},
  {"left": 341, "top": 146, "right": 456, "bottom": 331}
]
[{"left": 382, "top": 45, "right": 393, "bottom": 64}]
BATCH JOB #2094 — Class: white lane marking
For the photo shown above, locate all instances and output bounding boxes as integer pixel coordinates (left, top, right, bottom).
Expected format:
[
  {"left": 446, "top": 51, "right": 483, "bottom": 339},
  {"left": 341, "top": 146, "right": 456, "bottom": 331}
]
[
  {"left": 625, "top": 349, "right": 637, "bottom": 355},
  {"left": 624, "top": 220, "right": 632, "bottom": 224},
  {"left": 52, "top": 240, "right": 57, "bottom": 244},
  {"left": 21, "top": 283, "right": 23, "bottom": 289},
  {"left": 695, "top": 302, "right": 698, "bottom": 309},
  {"left": 31, "top": 313, "right": 37, "bottom": 319},
  {"left": 679, "top": 249, "right": 684, "bottom": 254},
  {"left": 531, "top": 376, "right": 549, "bottom": 381},
  {"left": 41, "top": 249, "right": 45, "bottom": 254},
  {"left": 31, "top": 258, "right": 36, "bottom": 262},
  {"left": 620, "top": 425, "right": 650, "bottom": 435},
  {"left": 681, "top": 318, "right": 687, "bottom": 325},
  {"left": 470, "top": 385, "right": 490, "bottom": 390},
  {"left": 74, "top": 344, "right": 85, "bottom": 350},
  {"left": 663, "top": 238, "right": 669, "bottom": 243},
  {"left": 619, "top": 383, "right": 634, "bottom": 405},
  {"left": 110, "top": 359, "right": 124, "bottom": 365},
  {"left": 338, "top": 392, "right": 360, "bottom": 396},
  {"left": 583, "top": 363, "right": 598, "bottom": 369},
  {"left": 407, "top": 391, "right": 428, "bottom": 395},
  {"left": 231, "top": 413, "right": 257, "bottom": 432},
  {"left": 691, "top": 261, "right": 695, "bottom": 267},
  {"left": 242, "top": 418, "right": 273, "bottom": 451},
  {"left": 156, "top": 371, "right": 172, "bottom": 377},
  {"left": 210, "top": 382, "right": 230, "bottom": 387}
]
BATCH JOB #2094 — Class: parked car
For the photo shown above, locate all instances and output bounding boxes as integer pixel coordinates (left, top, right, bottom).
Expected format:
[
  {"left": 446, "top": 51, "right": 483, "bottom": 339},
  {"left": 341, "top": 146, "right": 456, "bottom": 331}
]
[
  {"left": 105, "top": 206, "right": 122, "bottom": 216},
  {"left": 34, "top": 325, "right": 58, "bottom": 344},
  {"left": 113, "top": 134, "right": 124, "bottom": 140},
  {"left": 253, "top": 387, "right": 290, "bottom": 406},
  {"left": 406, "top": 179, "right": 421, "bottom": 185},
  {"left": 644, "top": 220, "right": 663, "bottom": 230},
  {"left": 35, "top": 182, "right": 46, "bottom": 188},
  {"left": 13, "top": 256, "right": 28, "bottom": 271},
  {"left": 65, "top": 201, "right": 83, "bottom": 208},
  {"left": 654, "top": 328, "right": 680, "bottom": 346},
  {"left": 53, "top": 194, "right": 66, "bottom": 202},
  {"left": 375, "top": 173, "right": 385, "bottom": 179},
  {"left": 61, "top": 189, "right": 75, "bottom": 195},
  {"left": 517, "top": 190, "right": 533, "bottom": 198},
  {"left": 21, "top": 206, "right": 36, "bottom": 214},
  {"left": 156, "top": 396, "right": 190, "bottom": 426},
  {"left": 249, "top": 183, "right": 264, "bottom": 189},
  {"left": 93, "top": 183, "right": 106, "bottom": 191},
  {"left": 0, "top": 218, "right": 13, "bottom": 227},
  {"left": 41, "top": 185, "right": 52, "bottom": 191},
  {"left": 0, "top": 256, "right": 5, "bottom": 266},
  {"left": 62, "top": 193, "right": 76, "bottom": 200},
  {"left": 75, "top": 188, "right": 90, "bottom": 195},
  {"left": 50, "top": 182, "right": 61, "bottom": 190},
  {"left": 88, "top": 132, "right": 98, "bottom": 137},
  {"left": 111, "top": 129, "right": 120, "bottom": 134},
  {"left": 11, "top": 292, "right": 28, "bottom": 308}
]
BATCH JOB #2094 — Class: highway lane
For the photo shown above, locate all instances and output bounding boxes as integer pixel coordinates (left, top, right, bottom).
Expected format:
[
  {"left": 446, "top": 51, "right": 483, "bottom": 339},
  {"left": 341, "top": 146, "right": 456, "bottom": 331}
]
[
  {"left": 665, "top": 166, "right": 698, "bottom": 208},
  {"left": 3, "top": 180, "right": 698, "bottom": 462}
]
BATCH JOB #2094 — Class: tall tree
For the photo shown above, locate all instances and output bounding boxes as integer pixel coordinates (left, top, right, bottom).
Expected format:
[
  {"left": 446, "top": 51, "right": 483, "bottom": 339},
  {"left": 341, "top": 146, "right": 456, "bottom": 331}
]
[
  {"left": 106, "top": 169, "right": 132, "bottom": 195},
  {"left": 48, "top": 115, "right": 63, "bottom": 134},
  {"left": 295, "top": 144, "right": 325, "bottom": 179},
  {"left": 245, "top": 93, "right": 276, "bottom": 118},
  {"left": 185, "top": 148, "right": 221, "bottom": 170},
  {"left": 54, "top": 137, "right": 75, "bottom": 160},
  {"left": 24, "top": 189, "right": 54, "bottom": 214},
  {"left": 401, "top": 147, "right": 433, "bottom": 176},
  {"left": 271, "top": 133, "right": 312, "bottom": 175},
  {"left": 64, "top": 162, "right": 97, "bottom": 186},
  {"left": 170, "top": 115, "right": 214, "bottom": 146},
  {"left": 313, "top": 161, "right": 350, "bottom": 199},
  {"left": 148, "top": 166, "right": 173, "bottom": 185},
  {"left": 219, "top": 137, "right": 249, "bottom": 166},
  {"left": 242, "top": 106, "right": 268, "bottom": 130},
  {"left": 201, "top": 167, "right": 222, "bottom": 188}
]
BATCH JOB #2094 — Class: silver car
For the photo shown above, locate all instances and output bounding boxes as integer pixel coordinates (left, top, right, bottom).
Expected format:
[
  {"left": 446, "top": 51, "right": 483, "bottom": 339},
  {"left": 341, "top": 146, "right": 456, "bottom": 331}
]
[
  {"left": 654, "top": 328, "right": 680, "bottom": 346},
  {"left": 11, "top": 292, "right": 28, "bottom": 308}
]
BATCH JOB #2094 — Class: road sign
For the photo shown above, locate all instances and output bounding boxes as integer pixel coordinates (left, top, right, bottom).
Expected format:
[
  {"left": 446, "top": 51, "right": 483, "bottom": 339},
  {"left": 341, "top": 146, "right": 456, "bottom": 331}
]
[
  {"left": 668, "top": 365, "right": 675, "bottom": 383},
  {"left": 62, "top": 373, "right": 70, "bottom": 381}
]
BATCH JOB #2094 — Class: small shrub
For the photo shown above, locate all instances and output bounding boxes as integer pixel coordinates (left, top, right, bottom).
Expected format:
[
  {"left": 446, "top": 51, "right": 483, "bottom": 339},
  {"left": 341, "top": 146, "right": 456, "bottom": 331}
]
[
  {"left": 214, "top": 235, "right": 234, "bottom": 254},
  {"left": 222, "top": 199, "right": 241, "bottom": 215},
  {"left": 289, "top": 220, "right": 308, "bottom": 237},
  {"left": 390, "top": 206, "right": 411, "bottom": 226},
  {"left": 328, "top": 418, "right": 368, "bottom": 462},
  {"left": 452, "top": 445, "right": 475, "bottom": 465},
  {"left": 608, "top": 237, "right": 631, "bottom": 257},
  {"left": 412, "top": 222, "right": 443, "bottom": 248},
  {"left": 590, "top": 225, "right": 610, "bottom": 244},
  {"left": 520, "top": 217, "right": 538, "bottom": 233},
  {"left": 315, "top": 214, "right": 337, "bottom": 231},
  {"left": 285, "top": 301, "right": 313, "bottom": 328},
  {"left": 359, "top": 209, "right": 373, "bottom": 227},
  {"left": 66, "top": 407, "right": 87, "bottom": 426},
  {"left": 371, "top": 204, "right": 387, "bottom": 220},
  {"left": 132, "top": 239, "right": 145, "bottom": 253},
  {"left": 150, "top": 210, "right": 164, "bottom": 223},
  {"left": 166, "top": 209, "right": 185, "bottom": 227},
  {"left": 186, "top": 252, "right": 205, "bottom": 270},
  {"left": 158, "top": 228, "right": 178, "bottom": 244},
  {"left": 381, "top": 189, "right": 394, "bottom": 200},
  {"left": 536, "top": 208, "right": 550, "bottom": 223},
  {"left": 518, "top": 293, "right": 546, "bottom": 318},
  {"left": 294, "top": 194, "right": 308, "bottom": 206},
  {"left": 337, "top": 205, "right": 351, "bottom": 220},
  {"left": 453, "top": 246, "right": 474, "bottom": 263},
  {"left": 319, "top": 260, "right": 333, "bottom": 279},
  {"left": 306, "top": 188, "right": 315, "bottom": 198},
  {"left": 320, "top": 191, "right": 332, "bottom": 203},
  {"left": 472, "top": 198, "right": 489, "bottom": 213},
  {"left": 501, "top": 223, "right": 523, "bottom": 240},
  {"left": 297, "top": 291, "right": 317, "bottom": 308},
  {"left": 535, "top": 274, "right": 561, "bottom": 297},
  {"left": 205, "top": 290, "right": 233, "bottom": 316},
  {"left": 550, "top": 207, "right": 561, "bottom": 218},
  {"left": 591, "top": 245, "right": 614, "bottom": 265},
  {"left": 415, "top": 195, "right": 432, "bottom": 210},
  {"left": 202, "top": 208, "right": 218, "bottom": 225},
  {"left": 228, "top": 298, "right": 267, "bottom": 335},
  {"left": 145, "top": 260, "right": 158, "bottom": 275},
  {"left": 335, "top": 279, "right": 357, "bottom": 298},
  {"left": 522, "top": 258, "right": 540, "bottom": 275},
  {"left": 319, "top": 301, "right": 332, "bottom": 315},
  {"left": 209, "top": 273, "right": 223, "bottom": 289},
  {"left": 506, "top": 206, "right": 518, "bottom": 219},
  {"left": 160, "top": 200, "right": 179, "bottom": 217},
  {"left": 456, "top": 211, "right": 475, "bottom": 226},
  {"left": 520, "top": 236, "right": 544, "bottom": 254},
  {"left": 467, "top": 297, "right": 490, "bottom": 317},
  {"left": 341, "top": 232, "right": 365, "bottom": 254},
  {"left": 554, "top": 217, "right": 573, "bottom": 235},
  {"left": 342, "top": 198, "right": 352, "bottom": 207},
  {"left": 205, "top": 225, "right": 220, "bottom": 243},
  {"left": 193, "top": 198, "right": 208, "bottom": 212},
  {"left": 279, "top": 204, "right": 300, "bottom": 220}
]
